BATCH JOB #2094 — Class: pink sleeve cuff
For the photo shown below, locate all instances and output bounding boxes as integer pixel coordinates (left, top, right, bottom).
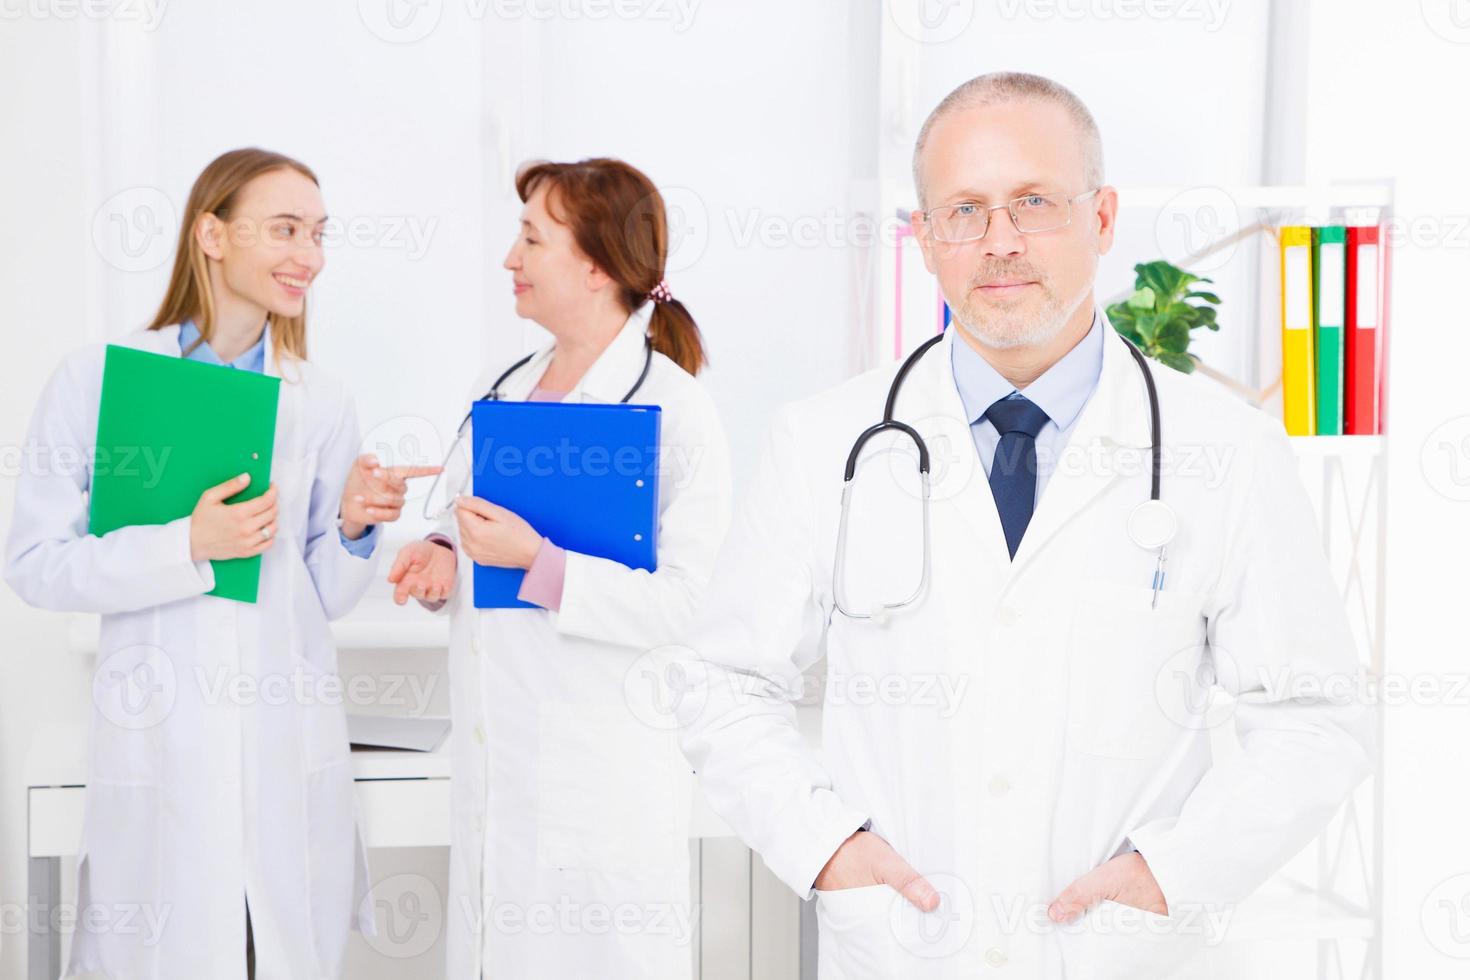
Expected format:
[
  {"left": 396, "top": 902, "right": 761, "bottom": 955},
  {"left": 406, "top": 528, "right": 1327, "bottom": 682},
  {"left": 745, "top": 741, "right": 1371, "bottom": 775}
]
[{"left": 517, "top": 537, "right": 566, "bottom": 611}]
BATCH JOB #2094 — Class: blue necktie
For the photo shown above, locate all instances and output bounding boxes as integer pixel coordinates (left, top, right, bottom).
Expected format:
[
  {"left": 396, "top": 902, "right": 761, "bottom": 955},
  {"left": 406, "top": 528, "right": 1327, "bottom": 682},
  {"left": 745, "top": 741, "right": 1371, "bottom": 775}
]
[{"left": 984, "top": 395, "right": 1051, "bottom": 560}]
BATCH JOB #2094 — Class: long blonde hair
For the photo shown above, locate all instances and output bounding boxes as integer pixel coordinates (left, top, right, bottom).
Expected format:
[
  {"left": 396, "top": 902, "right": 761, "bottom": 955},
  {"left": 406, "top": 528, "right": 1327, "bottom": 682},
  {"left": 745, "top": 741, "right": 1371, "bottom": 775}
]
[{"left": 148, "top": 148, "right": 319, "bottom": 362}]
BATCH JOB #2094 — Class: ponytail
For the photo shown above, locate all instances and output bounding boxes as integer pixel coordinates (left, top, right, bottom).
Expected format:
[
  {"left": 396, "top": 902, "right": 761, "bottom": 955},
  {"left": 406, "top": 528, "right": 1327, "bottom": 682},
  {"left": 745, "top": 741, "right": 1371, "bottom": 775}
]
[{"left": 646, "top": 297, "right": 705, "bottom": 376}]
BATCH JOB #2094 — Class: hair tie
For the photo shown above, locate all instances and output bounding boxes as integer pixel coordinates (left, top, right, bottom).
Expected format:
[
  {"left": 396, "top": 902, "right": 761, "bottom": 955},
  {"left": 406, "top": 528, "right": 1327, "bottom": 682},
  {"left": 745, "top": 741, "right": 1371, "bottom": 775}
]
[{"left": 647, "top": 280, "right": 674, "bottom": 305}]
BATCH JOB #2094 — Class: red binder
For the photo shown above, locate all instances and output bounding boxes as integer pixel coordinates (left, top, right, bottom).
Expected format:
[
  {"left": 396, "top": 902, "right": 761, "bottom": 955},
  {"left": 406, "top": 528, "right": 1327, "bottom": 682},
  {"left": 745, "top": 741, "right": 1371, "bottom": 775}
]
[{"left": 1344, "top": 225, "right": 1387, "bottom": 434}]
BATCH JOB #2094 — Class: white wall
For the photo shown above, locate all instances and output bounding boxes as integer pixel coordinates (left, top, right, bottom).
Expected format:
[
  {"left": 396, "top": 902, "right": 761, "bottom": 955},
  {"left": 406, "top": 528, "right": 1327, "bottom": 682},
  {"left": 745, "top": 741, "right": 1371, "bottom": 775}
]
[
  {"left": 1301, "top": 2, "right": 1470, "bottom": 976},
  {"left": 0, "top": 14, "right": 100, "bottom": 980}
]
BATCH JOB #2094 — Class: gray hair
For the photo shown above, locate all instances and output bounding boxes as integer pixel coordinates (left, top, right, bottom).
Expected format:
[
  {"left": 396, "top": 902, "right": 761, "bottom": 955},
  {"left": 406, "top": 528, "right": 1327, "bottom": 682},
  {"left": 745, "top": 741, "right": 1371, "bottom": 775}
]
[{"left": 912, "top": 72, "right": 1104, "bottom": 208}]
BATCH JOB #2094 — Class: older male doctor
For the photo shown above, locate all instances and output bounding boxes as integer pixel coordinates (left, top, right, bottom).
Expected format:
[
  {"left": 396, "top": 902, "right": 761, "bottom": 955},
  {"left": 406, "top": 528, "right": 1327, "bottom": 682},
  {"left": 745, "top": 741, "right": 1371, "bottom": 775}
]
[{"left": 677, "top": 72, "right": 1373, "bottom": 979}]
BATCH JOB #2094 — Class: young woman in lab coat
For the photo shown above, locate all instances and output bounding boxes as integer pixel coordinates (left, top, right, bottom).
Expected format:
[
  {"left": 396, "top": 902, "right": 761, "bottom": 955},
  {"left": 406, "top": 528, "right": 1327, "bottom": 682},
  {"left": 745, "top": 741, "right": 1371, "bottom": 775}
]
[
  {"left": 4, "top": 148, "right": 435, "bottom": 979},
  {"left": 387, "top": 158, "right": 732, "bottom": 979}
]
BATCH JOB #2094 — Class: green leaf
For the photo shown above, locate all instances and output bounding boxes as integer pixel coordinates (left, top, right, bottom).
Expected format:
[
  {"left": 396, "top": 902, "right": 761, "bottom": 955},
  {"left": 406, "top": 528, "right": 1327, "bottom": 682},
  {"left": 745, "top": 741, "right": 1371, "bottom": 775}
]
[
  {"left": 1135, "top": 260, "right": 1193, "bottom": 298},
  {"left": 1155, "top": 351, "right": 1195, "bottom": 374},
  {"left": 1126, "top": 286, "right": 1156, "bottom": 311},
  {"left": 1187, "top": 290, "right": 1222, "bottom": 305},
  {"left": 1135, "top": 313, "right": 1158, "bottom": 346},
  {"left": 1155, "top": 319, "right": 1191, "bottom": 353}
]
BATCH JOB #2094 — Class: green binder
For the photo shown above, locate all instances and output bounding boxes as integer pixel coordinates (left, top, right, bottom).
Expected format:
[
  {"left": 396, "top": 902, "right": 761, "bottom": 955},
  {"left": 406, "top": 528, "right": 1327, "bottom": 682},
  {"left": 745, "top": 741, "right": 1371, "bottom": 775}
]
[
  {"left": 1312, "top": 226, "right": 1347, "bottom": 436},
  {"left": 90, "top": 345, "right": 280, "bottom": 602}
]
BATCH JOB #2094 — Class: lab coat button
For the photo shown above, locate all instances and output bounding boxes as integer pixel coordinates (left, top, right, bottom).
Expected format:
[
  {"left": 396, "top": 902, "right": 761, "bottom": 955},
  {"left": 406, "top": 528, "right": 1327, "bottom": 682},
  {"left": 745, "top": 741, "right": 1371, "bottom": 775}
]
[
  {"left": 996, "top": 605, "right": 1019, "bottom": 627},
  {"left": 987, "top": 774, "right": 1011, "bottom": 797},
  {"left": 985, "top": 947, "right": 1008, "bottom": 968}
]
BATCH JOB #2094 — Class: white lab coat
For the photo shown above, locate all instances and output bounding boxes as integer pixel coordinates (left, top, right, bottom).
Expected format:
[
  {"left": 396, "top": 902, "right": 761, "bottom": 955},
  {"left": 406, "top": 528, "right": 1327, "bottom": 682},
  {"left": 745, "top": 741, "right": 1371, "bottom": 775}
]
[
  {"left": 5, "top": 325, "right": 379, "bottom": 980},
  {"left": 679, "top": 320, "right": 1374, "bottom": 979},
  {"left": 431, "top": 312, "right": 732, "bottom": 980}
]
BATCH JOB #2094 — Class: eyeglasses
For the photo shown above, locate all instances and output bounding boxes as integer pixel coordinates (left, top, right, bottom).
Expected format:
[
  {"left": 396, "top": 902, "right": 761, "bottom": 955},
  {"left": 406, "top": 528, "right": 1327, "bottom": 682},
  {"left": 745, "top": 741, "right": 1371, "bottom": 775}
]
[{"left": 919, "top": 188, "right": 1100, "bottom": 243}]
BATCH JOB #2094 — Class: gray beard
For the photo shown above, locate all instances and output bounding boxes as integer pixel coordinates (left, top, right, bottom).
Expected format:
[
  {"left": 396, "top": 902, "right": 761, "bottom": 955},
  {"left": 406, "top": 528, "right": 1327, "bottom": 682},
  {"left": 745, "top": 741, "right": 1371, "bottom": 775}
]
[{"left": 950, "top": 276, "right": 1092, "bottom": 351}]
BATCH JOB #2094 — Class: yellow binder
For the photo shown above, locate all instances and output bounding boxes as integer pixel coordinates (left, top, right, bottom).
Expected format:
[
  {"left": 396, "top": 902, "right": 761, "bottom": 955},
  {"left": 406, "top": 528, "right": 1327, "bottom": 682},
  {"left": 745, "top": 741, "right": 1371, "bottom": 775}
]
[{"left": 1280, "top": 226, "right": 1316, "bottom": 436}]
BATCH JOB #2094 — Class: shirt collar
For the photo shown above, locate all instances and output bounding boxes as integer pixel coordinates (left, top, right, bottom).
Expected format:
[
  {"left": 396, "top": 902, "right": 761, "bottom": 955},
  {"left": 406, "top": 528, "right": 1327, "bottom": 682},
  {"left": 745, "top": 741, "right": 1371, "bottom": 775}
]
[
  {"left": 178, "top": 318, "right": 268, "bottom": 373},
  {"left": 950, "top": 307, "right": 1105, "bottom": 430}
]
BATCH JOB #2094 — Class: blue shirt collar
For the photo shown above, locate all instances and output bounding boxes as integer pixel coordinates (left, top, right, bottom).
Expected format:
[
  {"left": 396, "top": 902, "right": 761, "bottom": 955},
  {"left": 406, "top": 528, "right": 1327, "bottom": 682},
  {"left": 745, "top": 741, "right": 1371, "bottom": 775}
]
[
  {"left": 950, "top": 307, "right": 1105, "bottom": 430},
  {"left": 178, "top": 318, "right": 268, "bottom": 373}
]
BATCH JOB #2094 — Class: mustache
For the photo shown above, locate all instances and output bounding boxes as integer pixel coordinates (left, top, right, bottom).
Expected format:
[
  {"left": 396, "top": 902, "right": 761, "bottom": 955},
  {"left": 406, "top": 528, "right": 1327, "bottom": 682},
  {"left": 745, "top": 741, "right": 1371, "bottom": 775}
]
[{"left": 968, "top": 267, "right": 1045, "bottom": 288}]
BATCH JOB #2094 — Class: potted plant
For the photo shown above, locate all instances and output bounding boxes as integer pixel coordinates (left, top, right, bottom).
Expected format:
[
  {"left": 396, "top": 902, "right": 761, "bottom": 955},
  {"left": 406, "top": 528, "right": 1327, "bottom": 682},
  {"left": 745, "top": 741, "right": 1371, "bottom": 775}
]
[{"left": 1105, "top": 260, "right": 1221, "bottom": 374}]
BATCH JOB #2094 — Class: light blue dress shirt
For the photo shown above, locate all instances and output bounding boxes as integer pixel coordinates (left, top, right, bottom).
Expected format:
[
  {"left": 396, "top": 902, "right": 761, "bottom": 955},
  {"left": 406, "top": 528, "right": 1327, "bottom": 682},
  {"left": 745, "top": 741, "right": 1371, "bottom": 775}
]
[
  {"left": 950, "top": 308, "right": 1106, "bottom": 505},
  {"left": 178, "top": 320, "right": 377, "bottom": 558}
]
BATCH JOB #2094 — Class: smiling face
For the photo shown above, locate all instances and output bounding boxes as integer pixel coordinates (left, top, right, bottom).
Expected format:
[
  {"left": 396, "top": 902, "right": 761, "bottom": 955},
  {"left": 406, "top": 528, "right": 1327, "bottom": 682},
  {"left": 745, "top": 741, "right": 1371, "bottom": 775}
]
[
  {"left": 502, "top": 182, "right": 608, "bottom": 329},
  {"left": 197, "top": 167, "right": 326, "bottom": 321},
  {"left": 912, "top": 98, "right": 1116, "bottom": 351}
]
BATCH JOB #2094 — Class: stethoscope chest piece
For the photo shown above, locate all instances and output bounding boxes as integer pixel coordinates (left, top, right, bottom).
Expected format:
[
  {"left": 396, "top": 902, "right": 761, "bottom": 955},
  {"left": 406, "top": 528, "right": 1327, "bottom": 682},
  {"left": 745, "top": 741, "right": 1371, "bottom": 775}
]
[{"left": 1127, "top": 498, "right": 1178, "bottom": 551}]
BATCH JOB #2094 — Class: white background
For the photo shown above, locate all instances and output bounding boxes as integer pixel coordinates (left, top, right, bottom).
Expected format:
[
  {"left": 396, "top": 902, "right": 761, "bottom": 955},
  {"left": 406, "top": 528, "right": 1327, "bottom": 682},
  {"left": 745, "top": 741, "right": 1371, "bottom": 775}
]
[{"left": 2, "top": 1, "right": 1468, "bottom": 977}]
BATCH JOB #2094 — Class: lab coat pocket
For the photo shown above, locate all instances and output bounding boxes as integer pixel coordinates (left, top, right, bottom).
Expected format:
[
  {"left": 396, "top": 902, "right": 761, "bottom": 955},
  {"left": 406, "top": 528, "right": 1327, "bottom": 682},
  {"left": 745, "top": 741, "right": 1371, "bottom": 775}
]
[
  {"left": 1057, "top": 899, "right": 1206, "bottom": 980},
  {"left": 535, "top": 701, "right": 681, "bottom": 875},
  {"left": 1066, "top": 585, "right": 1209, "bottom": 760},
  {"left": 814, "top": 884, "right": 904, "bottom": 980}
]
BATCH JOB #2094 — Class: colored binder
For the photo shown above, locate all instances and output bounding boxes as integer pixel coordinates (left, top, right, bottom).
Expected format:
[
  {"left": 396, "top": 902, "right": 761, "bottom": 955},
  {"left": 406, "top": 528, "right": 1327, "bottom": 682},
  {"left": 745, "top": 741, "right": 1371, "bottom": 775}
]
[
  {"left": 1312, "top": 226, "right": 1347, "bottom": 435},
  {"left": 90, "top": 345, "right": 280, "bottom": 603},
  {"left": 1345, "top": 224, "right": 1386, "bottom": 435},
  {"left": 1280, "top": 226, "right": 1316, "bottom": 436},
  {"left": 470, "top": 400, "right": 661, "bottom": 609}
]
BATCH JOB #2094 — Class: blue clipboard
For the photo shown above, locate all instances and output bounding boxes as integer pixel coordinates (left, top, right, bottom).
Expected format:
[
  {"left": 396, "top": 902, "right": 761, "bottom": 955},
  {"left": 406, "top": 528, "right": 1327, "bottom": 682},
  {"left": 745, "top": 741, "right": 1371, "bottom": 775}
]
[{"left": 470, "top": 400, "right": 661, "bottom": 609}]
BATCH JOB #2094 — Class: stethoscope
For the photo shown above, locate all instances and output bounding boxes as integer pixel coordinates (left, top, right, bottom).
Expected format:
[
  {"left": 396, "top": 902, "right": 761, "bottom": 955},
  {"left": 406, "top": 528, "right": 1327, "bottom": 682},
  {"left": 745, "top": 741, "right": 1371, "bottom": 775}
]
[
  {"left": 832, "top": 328, "right": 1177, "bottom": 623},
  {"left": 421, "top": 336, "right": 655, "bottom": 520}
]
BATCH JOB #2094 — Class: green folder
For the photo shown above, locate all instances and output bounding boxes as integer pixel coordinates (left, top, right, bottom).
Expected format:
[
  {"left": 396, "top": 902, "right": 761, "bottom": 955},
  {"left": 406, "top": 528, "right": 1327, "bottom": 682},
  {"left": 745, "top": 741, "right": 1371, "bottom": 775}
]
[
  {"left": 90, "top": 345, "right": 280, "bottom": 602},
  {"left": 1312, "top": 226, "right": 1347, "bottom": 436}
]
